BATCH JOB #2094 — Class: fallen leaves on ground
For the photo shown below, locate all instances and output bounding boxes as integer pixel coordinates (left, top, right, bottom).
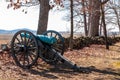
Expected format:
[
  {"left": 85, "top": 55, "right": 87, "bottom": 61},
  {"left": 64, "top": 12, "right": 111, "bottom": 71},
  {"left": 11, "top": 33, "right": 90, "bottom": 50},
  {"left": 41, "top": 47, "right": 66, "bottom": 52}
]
[{"left": 0, "top": 44, "right": 120, "bottom": 80}]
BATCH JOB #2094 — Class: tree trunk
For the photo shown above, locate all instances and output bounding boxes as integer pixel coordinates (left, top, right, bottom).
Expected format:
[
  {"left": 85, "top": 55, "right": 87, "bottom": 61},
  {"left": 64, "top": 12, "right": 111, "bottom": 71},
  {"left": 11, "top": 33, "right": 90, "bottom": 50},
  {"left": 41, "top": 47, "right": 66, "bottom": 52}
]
[
  {"left": 82, "top": 0, "right": 88, "bottom": 36},
  {"left": 37, "top": 0, "right": 50, "bottom": 34},
  {"left": 69, "top": 0, "right": 74, "bottom": 50},
  {"left": 101, "top": 3, "right": 109, "bottom": 49},
  {"left": 99, "top": 21, "right": 102, "bottom": 36},
  {"left": 88, "top": 0, "right": 101, "bottom": 37}
]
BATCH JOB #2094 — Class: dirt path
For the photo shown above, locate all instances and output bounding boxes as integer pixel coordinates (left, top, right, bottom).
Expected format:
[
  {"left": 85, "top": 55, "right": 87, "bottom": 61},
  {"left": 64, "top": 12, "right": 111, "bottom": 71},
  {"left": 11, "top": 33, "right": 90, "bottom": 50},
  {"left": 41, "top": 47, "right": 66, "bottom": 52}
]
[{"left": 0, "top": 43, "right": 120, "bottom": 80}]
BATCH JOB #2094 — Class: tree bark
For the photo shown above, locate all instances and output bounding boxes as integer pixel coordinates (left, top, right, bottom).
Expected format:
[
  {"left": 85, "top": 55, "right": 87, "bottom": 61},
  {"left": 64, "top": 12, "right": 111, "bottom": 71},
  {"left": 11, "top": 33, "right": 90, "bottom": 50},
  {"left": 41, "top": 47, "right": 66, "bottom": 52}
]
[
  {"left": 37, "top": 0, "right": 50, "bottom": 34},
  {"left": 88, "top": 0, "right": 101, "bottom": 37},
  {"left": 82, "top": 0, "right": 88, "bottom": 36},
  {"left": 69, "top": 0, "right": 74, "bottom": 50},
  {"left": 101, "top": 3, "right": 109, "bottom": 49}
]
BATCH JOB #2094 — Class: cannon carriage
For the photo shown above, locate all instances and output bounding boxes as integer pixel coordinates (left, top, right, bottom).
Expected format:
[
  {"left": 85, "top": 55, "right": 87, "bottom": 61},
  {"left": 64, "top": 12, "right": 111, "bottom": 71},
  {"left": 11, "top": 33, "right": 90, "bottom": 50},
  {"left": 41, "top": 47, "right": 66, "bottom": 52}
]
[
  {"left": 11, "top": 30, "right": 64, "bottom": 68},
  {"left": 10, "top": 30, "right": 80, "bottom": 70}
]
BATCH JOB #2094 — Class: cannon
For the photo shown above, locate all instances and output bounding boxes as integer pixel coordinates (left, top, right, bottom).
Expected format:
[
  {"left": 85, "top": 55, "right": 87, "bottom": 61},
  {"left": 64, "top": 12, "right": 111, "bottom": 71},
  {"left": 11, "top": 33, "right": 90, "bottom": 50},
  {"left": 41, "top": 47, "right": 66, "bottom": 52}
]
[{"left": 10, "top": 30, "right": 80, "bottom": 70}]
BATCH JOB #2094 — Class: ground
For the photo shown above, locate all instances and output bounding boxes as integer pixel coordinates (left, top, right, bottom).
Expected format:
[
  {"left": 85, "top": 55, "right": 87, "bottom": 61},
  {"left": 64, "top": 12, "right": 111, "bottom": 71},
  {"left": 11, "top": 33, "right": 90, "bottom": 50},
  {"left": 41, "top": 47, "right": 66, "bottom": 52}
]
[{"left": 0, "top": 37, "right": 120, "bottom": 80}]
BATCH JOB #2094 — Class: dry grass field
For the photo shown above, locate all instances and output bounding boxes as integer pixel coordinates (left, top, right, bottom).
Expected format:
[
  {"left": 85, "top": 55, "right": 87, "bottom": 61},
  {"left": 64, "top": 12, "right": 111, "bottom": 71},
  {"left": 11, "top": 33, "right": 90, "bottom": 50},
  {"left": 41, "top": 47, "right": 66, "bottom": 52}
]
[
  {"left": 0, "top": 34, "right": 120, "bottom": 80},
  {"left": 0, "top": 34, "right": 13, "bottom": 44}
]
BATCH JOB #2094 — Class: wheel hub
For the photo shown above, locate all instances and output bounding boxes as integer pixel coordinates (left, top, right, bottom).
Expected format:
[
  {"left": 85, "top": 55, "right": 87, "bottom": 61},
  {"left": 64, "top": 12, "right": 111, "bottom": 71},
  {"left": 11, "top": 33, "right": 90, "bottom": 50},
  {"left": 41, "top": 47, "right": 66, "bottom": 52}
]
[{"left": 19, "top": 45, "right": 28, "bottom": 53}]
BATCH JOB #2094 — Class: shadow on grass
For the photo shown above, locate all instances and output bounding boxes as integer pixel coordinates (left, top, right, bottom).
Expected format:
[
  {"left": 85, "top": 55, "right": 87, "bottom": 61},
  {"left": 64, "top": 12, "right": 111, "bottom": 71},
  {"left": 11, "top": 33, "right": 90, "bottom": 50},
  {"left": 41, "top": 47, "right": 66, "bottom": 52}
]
[
  {"left": 25, "top": 63, "right": 120, "bottom": 79},
  {"left": 26, "top": 63, "right": 78, "bottom": 79},
  {"left": 83, "top": 66, "right": 120, "bottom": 76}
]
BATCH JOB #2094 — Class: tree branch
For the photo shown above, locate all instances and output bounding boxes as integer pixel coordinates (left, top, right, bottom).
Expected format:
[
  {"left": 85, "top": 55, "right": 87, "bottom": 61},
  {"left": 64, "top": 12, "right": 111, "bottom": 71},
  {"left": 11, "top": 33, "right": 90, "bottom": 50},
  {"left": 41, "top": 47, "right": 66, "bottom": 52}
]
[{"left": 101, "top": 0, "right": 110, "bottom": 5}]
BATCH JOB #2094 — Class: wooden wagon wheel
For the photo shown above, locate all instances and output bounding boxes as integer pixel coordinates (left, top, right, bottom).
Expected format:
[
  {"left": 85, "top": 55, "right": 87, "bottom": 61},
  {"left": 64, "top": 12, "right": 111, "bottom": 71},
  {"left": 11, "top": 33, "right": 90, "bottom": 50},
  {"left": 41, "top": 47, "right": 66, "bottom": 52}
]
[
  {"left": 11, "top": 30, "right": 39, "bottom": 68},
  {"left": 40, "top": 30, "right": 64, "bottom": 64}
]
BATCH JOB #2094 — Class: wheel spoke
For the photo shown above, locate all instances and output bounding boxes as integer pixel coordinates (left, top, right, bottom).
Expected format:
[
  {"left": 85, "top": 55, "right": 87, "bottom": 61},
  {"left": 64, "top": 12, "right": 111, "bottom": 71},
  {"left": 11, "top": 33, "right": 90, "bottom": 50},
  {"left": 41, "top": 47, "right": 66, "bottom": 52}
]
[
  {"left": 28, "top": 47, "right": 37, "bottom": 51},
  {"left": 23, "top": 54, "right": 26, "bottom": 66},
  {"left": 20, "top": 33, "right": 24, "bottom": 44},
  {"left": 13, "top": 46, "right": 20, "bottom": 51},
  {"left": 27, "top": 39, "right": 34, "bottom": 46},
  {"left": 14, "top": 49, "right": 21, "bottom": 55},
  {"left": 54, "top": 34, "right": 57, "bottom": 38},
  {"left": 24, "top": 32, "right": 27, "bottom": 45},
  {"left": 50, "top": 32, "right": 52, "bottom": 37},
  {"left": 26, "top": 54, "right": 30, "bottom": 65},
  {"left": 30, "top": 51, "right": 37, "bottom": 57},
  {"left": 28, "top": 53, "right": 34, "bottom": 62},
  {"left": 26, "top": 36, "right": 31, "bottom": 46},
  {"left": 18, "top": 52, "right": 24, "bottom": 62},
  {"left": 15, "top": 37, "right": 21, "bottom": 44}
]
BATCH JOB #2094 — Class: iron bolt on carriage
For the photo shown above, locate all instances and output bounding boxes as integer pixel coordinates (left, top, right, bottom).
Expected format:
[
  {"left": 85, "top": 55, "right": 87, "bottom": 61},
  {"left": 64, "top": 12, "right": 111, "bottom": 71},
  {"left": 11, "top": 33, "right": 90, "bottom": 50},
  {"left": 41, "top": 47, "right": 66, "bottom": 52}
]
[{"left": 11, "top": 30, "right": 80, "bottom": 71}]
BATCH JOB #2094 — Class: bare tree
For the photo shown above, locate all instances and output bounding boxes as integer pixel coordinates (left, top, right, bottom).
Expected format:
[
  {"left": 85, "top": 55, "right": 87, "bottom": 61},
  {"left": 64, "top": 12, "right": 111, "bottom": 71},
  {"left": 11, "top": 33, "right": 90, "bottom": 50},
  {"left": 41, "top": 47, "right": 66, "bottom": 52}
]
[
  {"left": 69, "top": 0, "right": 73, "bottom": 50},
  {"left": 107, "top": 0, "right": 120, "bottom": 32},
  {"left": 81, "top": 0, "right": 88, "bottom": 36},
  {"left": 100, "top": 1, "right": 109, "bottom": 49},
  {"left": 7, "top": 0, "right": 64, "bottom": 34},
  {"left": 62, "top": 0, "right": 85, "bottom": 33}
]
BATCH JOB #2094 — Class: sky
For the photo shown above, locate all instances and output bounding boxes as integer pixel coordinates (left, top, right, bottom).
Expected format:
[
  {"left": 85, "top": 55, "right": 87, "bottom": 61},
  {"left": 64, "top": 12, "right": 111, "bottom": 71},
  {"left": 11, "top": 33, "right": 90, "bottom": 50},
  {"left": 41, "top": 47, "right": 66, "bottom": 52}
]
[
  {"left": 0, "top": 1, "right": 69, "bottom": 31},
  {"left": 0, "top": 1, "right": 118, "bottom": 33}
]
